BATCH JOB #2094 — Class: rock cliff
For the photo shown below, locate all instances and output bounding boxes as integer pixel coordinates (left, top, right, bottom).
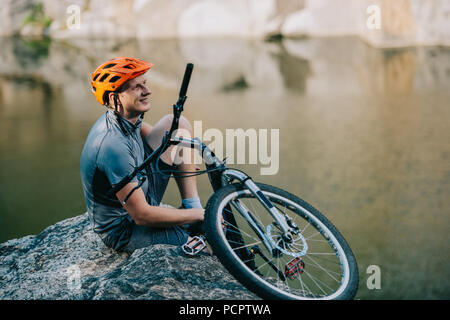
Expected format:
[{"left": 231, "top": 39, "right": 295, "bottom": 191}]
[
  {"left": 0, "top": 213, "right": 258, "bottom": 299},
  {"left": 0, "top": 0, "right": 448, "bottom": 47}
]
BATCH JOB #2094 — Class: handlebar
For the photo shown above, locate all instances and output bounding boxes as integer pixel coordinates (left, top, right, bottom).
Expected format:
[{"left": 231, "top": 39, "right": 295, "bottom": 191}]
[
  {"left": 179, "top": 63, "right": 194, "bottom": 99},
  {"left": 169, "top": 63, "right": 194, "bottom": 135}
]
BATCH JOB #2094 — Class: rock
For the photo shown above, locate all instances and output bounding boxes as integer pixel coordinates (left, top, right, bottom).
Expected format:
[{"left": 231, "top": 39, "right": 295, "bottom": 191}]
[
  {"left": 1, "top": 0, "right": 449, "bottom": 47},
  {"left": 134, "top": 0, "right": 197, "bottom": 39},
  {"left": 282, "top": 0, "right": 362, "bottom": 37},
  {"left": 178, "top": 0, "right": 275, "bottom": 38},
  {"left": 0, "top": 213, "right": 258, "bottom": 300},
  {"left": 19, "top": 21, "right": 47, "bottom": 37},
  {"left": 0, "top": 0, "right": 34, "bottom": 36}
]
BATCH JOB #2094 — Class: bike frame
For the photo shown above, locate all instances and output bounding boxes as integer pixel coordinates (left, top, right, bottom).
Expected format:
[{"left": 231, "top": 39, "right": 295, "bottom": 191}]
[{"left": 108, "top": 63, "right": 297, "bottom": 257}]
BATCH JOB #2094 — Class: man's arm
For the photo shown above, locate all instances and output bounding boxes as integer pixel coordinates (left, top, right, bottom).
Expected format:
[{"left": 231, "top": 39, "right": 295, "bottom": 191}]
[
  {"left": 115, "top": 181, "right": 204, "bottom": 227},
  {"left": 98, "top": 135, "right": 200, "bottom": 227}
]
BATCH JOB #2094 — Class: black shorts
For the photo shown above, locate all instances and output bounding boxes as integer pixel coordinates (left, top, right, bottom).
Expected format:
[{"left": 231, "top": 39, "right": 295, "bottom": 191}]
[
  {"left": 122, "top": 141, "right": 189, "bottom": 253},
  {"left": 142, "top": 139, "right": 175, "bottom": 207}
]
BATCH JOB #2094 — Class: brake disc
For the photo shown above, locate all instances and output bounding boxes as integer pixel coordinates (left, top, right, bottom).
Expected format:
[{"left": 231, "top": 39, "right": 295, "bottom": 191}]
[{"left": 267, "top": 223, "right": 308, "bottom": 257}]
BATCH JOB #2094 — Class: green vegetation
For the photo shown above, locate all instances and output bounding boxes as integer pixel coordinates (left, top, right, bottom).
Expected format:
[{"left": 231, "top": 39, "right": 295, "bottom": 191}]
[{"left": 23, "top": 2, "right": 53, "bottom": 29}]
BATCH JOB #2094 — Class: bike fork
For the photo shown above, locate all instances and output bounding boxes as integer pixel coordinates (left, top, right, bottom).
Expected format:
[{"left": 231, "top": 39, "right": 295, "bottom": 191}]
[{"left": 222, "top": 170, "right": 297, "bottom": 248}]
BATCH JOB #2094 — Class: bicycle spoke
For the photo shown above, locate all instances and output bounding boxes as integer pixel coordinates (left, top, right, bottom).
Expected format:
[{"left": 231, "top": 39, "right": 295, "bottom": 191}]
[
  {"left": 304, "top": 231, "right": 322, "bottom": 240},
  {"left": 309, "top": 266, "right": 341, "bottom": 278},
  {"left": 303, "top": 271, "right": 329, "bottom": 296},
  {"left": 295, "top": 271, "right": 314, "bottom": 297},
  {"left": 222, "top": 215, "right": 260, "bottom": 242},
  {"left": 296, "top": 276, "right": 316, "bottom": 298},
  {"left": 225, "top": 227, "right": 261, "bottom": 247},
  {"left": 276, "top": 258, "right": 282, "bottom": 289},
  {"left": 226, "top": 239, "right": 245, "bottom": 246},
  {"left": 306, "top": 252, "right": 337, "bottom": 255},
  {"left": 304, "top": 270, "right": 335, "bottom": 295},
  {"left": 264, "top": 256, "right": 274, "bottom": 279},
  {"left": 254, "top": 256, "right": 278, "bottom": 273},
  {"left": 222, "top": 206, "right": 255, "bottom": 233},
  {"left": 245, "top": 197, "right": 267, "bottom": 230},
  {"left": 306, "top": 238, "right": 329, "bottom": 243},
  {"left": 232, "top": 240, "right": 262, "bottom": 252},
  {"left": 303, "top": 255, "right": 341, "bottom": 283},
  {"left": 307, "top": 254, "right": 342, "bottom": 265},
  {"left": 290, "top": 242, "right": 306, "bottom": 252},
  {"left": 301, "top": 220, "right": 310, "bottom": 234}
]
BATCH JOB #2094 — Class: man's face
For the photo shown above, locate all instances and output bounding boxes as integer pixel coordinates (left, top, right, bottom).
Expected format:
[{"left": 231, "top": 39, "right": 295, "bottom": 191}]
[{"left": 117, "top": 74, "right": 151, "bottom": 116}]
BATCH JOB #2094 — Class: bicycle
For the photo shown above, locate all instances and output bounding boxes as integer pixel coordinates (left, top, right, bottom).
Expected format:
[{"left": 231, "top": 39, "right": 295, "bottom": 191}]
[{"left": 109, "top": 64, "right": 359, "bottom": 300}]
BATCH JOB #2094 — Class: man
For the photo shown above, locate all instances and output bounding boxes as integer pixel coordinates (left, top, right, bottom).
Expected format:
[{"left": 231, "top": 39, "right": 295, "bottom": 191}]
[{"left": 80, "top": 56, "right": 204, "bottom": 253}]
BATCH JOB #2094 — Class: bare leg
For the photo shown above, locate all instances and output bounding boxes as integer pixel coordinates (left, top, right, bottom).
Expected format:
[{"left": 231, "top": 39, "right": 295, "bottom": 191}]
[{"left": 144, "top": 114, "right": 199, "bottom": 201}]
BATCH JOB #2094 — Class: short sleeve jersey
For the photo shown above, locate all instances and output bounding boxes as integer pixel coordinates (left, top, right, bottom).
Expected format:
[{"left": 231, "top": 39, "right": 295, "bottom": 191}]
[{"left": 80, "top": 110, "right": 150, "bottom": 250}]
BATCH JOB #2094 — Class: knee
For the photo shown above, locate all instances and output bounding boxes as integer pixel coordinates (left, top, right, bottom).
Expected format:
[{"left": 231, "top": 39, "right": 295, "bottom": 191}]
[
  {"left": 161, "top": 114, "right": 193, "bottom": 133},
  {"left": 179, "top": 115, "right": 193, "bottom": 132}
]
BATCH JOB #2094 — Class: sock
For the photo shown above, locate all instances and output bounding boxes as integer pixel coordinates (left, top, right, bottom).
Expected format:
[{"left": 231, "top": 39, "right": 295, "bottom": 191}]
[{"left": 181, "top": 197, "right": 203, "bottom": 209}]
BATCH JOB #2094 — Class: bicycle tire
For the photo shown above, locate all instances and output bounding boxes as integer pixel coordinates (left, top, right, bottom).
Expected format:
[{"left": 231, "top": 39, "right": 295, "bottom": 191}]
[{"left": 204, "top": 182, "right": 359, "bottom": 300}]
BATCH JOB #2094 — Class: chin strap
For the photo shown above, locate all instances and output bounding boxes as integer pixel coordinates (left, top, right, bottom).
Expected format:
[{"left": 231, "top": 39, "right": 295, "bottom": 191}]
[{"left": 113, "top": 93, "right": 129, "bottom": 136}]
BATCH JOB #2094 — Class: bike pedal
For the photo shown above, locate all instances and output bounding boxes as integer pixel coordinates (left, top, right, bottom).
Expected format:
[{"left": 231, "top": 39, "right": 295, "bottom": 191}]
[
  {"left": 181, "top": 236, "right": 207, "bottom": 256},
  {"left": 285, "top": 257, "right": 305, "bottom": 280}
]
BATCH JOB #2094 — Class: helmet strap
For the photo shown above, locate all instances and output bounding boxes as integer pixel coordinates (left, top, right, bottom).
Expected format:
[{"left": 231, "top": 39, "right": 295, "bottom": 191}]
[
  {"left": 113, "top": 93, "right": 119, "bottom": 112},
  {"left": 112, "top": 93, "right": 129, "bottom": 136}
]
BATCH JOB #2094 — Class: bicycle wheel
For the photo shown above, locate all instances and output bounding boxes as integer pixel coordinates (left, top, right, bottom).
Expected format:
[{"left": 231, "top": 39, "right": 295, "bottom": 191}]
[{"left": 204, "top": 182, "right": 359, "bottom": 300}]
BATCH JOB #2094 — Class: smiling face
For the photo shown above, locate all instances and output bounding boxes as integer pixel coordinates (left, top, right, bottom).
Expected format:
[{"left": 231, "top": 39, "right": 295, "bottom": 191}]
[{"left": 114, "top": 74, "right": 152, "bottom": 118}]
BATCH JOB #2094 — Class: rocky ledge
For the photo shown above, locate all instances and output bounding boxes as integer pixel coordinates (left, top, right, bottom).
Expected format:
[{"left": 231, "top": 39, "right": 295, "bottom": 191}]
[{"left": 0, "top": 213, "right": 258, "bottom": 300}]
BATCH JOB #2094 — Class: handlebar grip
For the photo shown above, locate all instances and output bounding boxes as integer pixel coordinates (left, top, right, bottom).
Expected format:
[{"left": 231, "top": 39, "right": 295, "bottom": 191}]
[{"left": 179, "top": 63, "right": 194, "bottom": 98}]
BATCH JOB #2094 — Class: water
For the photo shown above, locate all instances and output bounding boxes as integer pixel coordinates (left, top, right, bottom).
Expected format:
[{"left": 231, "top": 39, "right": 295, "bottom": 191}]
[{"left": 0, "top": 36, "right": 448, "bottom": 299}]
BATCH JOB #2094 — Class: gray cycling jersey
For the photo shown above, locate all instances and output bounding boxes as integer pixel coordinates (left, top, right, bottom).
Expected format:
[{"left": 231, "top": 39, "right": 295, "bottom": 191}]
[{"left": 80, "top": 109, "right": 170, "bottom": 251}]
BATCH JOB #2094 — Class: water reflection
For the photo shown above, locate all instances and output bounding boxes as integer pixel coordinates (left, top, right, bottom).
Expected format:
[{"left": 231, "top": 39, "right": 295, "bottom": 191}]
[
  {"left": 272, "top": 42, "right": 311, "bottom": 93},
  {"left": 13, "top": 36, "right": 51, "bottom": 68},
  {"left": 221, "top": 75, "right": 249, "bottom": 92},
  {"left": 0, "top": 36, "right": 449, "bottom": 299}
]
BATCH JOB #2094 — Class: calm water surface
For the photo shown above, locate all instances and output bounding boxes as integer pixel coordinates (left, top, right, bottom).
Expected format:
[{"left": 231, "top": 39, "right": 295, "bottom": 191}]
[{"left": 0, "top": 36, "right": 449, "bottom": 299}]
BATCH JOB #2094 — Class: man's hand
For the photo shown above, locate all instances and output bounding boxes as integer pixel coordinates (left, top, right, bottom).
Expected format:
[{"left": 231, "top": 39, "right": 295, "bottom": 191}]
[
  {"left": 190, "top": 208, "right": 205, "bottom": 222},
  {"left": 181, "top": 208, "right": 205, "bottom": 235}
]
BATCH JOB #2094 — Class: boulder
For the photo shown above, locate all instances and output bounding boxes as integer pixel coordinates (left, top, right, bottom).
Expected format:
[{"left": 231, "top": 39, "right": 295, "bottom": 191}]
[{"left": 0, "top": 213, "right": 258, "bottom": 300}]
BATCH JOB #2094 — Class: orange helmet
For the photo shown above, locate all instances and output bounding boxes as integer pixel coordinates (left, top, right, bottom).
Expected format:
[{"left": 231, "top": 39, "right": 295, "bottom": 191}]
[{"left": 91, "top": 56, "right": 153, "bottom": 105}]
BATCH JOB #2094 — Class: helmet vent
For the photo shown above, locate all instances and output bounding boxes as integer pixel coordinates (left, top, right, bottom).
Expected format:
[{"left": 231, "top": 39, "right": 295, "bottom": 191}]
[
  {"left": 123, "top": 64, "right": 135, "bottom": 69},
  {"left": 93, "top": 73, "right": 100, "bottom": 81},
  {"left": 99, "top": 73, "right": 110, "bottom": 82},
  {"left": 109, "top": 75, "right": 121, "bottom": 83},
  {"left": 103, "top": 63, "right": 117, "bottom": 69}
]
